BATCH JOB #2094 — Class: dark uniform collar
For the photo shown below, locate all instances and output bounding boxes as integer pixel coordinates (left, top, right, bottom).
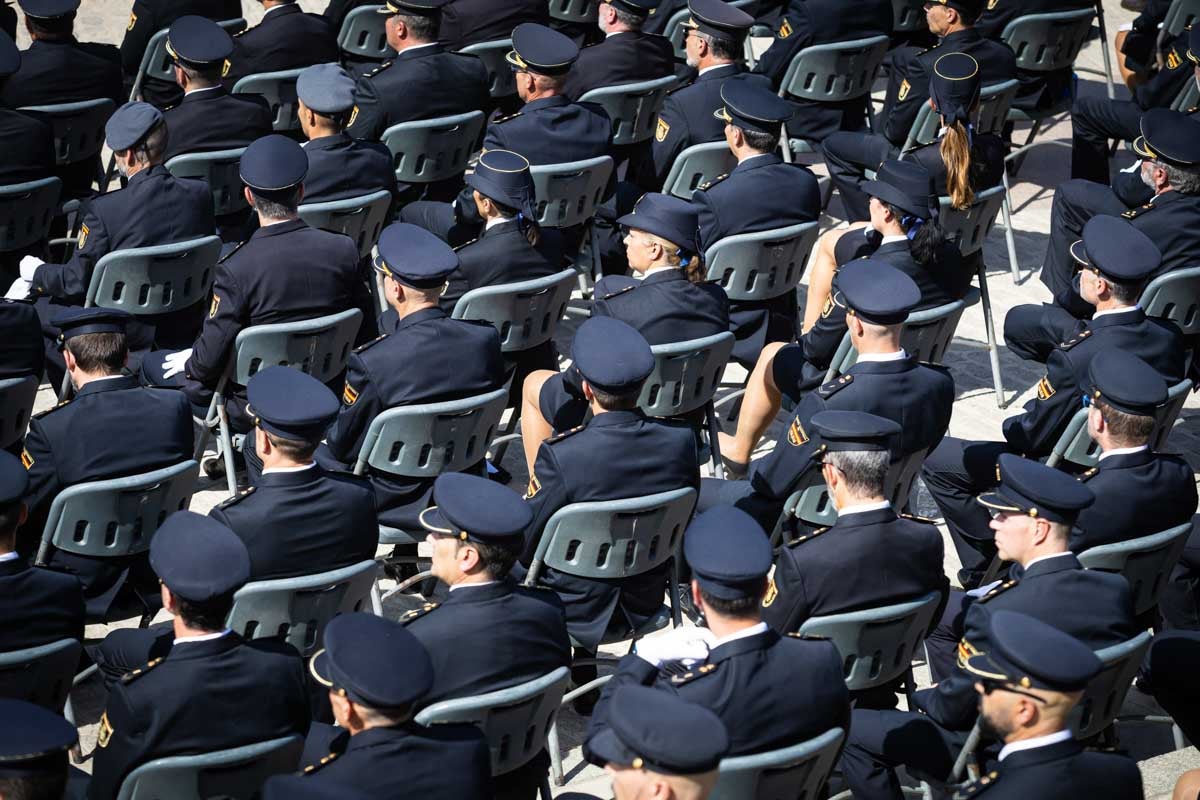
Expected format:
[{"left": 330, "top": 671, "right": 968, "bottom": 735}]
[
  {"left": 940, "top": 28, "right": 981, "bottom": 46},
  {"left": 1097, "top": 448, "right": 1154, "bottom": 471},
  {"left": 641, "top": 268, "right": 687, "bottom": 286},
  {"left": 846, "top": 355, "right": 917, "bottom": 375},
  {"left": 732, "top": 153, "right": 782, "bottom": 175},
  {"left": 479, "top": 218, "right": 519, "bottom": 238},
  {"left": 181, "top": 86, "right": 229, "bottom": 104},
  {"left": 75, "top": 374, "right": 140, "bottom": 399},
  {"left": 441, "top": 579, "right": 515, "bottom": 605},
  {"left": 126, "top": 164, "right": 170, "bottom": 186},
  {"left": 0, "top": 555, "right": 29, "bottom": 576},
  {"left": 1013, "top": 552, "right": 1081, "bottom": 580},
  {"left": 345, "top": 723, "right": 423, "bottom": 751},
  {"left": 831, "top": 505, "right": 898, "bottom": 529},
  {"left": 250, "top": 217, "right": 308, "bottom": 240},
  {"left": 258, "top": 465, "right": 325, "bottom": 488},
  {"left": 262, "top": 3, "right": 302, "bottom": 20},
  {"left": 1086, "top": 306, "right": 1144, "bottom": 330},
  {"left": 996, "top": 736, "right": 1083, "bottom": 769},
  {"left": 523, "top": 95, "right": 569, "bottom": 112},
  {"left": 29, "top": 36, "right": 79, "bottom": 47},
  {"left": 396, "top": 42, "right": 443, "bottom": 60},
  {"left": 163, "top": 631, "right": 242, "bottom": 661},
  {"left": 303, "top": 132, "right": 352, "bottom": 151},
  {"left": 696, "top": 63, "right": 741, "bottom": 81},
  {"left": 707, "top": 627, "right": 776, "bottom": 663},
  {"left": 874, "top": 239, "right": 910, "bottom": 256},
  {"left": 395, "top": 306, "right": 448, "bottom": 331},
  {"left": 585, "top": 409, "right": 647, "bottom": 428}
]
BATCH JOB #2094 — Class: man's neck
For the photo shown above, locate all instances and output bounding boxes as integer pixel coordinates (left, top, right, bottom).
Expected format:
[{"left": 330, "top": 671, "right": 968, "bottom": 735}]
[
  {"left": 394, "top": 300, "right": 438, "bottom": 320},
  {"left": 1002, "top": 725, "right": 1070, "bottom": 748},
  {"left": 853, "top": 337, "right": 903, "bottom": 357},
  {"left": 395, "top": 38, "right": 435, "bottom": 54},
  {"left": 261, "top": 456, "right": 313, "bottom": 472},
  {"left": 834, "top": 493, "right": 888, "bottom": 513},
  {"left": 258, "top": 213, "right": 298, "bottom": 228},
  {"left": 705, "top": 614, "right": 760, "bottom": 640},
  {"left": 942, "top": 23, "right": 969, "bottom": 38},
  {"left": 71, "top": 370, "right": 121, "bottom": 390},
  {"left": 172, "top": 618, "right": 221, "bottom": 640},
  {"left": 1091, "top": 298, "right": 1132, "bottom": 314},
  {"left": 1018, "top": 548, "right": 1072, "bottom": 568},
  {"left": 447, "top": 571, "right": 494, "bottom": 590},
  {"left": 734, "top": 147, "right": 769, "bottom": 163},
  {"left": 698, "top": 57, "right": 734, "bottom": 73},
  {"left": 306, "top": 126, "right": 341, "bottom": 141},
  {"left": 523, "top": 88, "right": 560, "bottom": 104}
]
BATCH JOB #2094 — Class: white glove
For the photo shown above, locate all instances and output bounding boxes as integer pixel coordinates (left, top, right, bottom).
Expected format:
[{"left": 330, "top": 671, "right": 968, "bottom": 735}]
[
  {"left": 634, "top": 626, "right": 718, "bottom": 668},
  {"left": 4, "top": 277, "right": 31, "bottom": 300},
  {"left": 19, "top": 255, "right": 43, "bottom": 281},
  {"left": 161, "top": 348, "right": 193, "bottom": 380}
]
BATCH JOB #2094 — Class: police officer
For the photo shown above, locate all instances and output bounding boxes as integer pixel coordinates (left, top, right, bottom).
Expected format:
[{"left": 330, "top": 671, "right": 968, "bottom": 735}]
[
  {"left": 89, "top": 512, "right": 311, "bottom": 800},
  {"left": 159, "top": 16, "right": 274, "bottom": 163},
  {"left": 22, "top": 309, "right": 193, "bottom": 618},
  {"left": 693, "top": 77, "right": 819, "bottom": 366},
  {"left": 295, "top": 62, "right": 395, "bottom": 206},
  {"left": 0, "top": 33, "right": 54, "bottom": 188},
  {"left": 699, "top": 261, "right": 956, "bottom": 532},
  {"left": 220, "top": 0, "right": 338, "bottom": 89},
  {"left": 405, "top": 472, "right": 571, "bottom": 800},
  {"left": 0, "top": 700, "right": 77, "bottom": 800},
  {"left": 587, "top": 506, "right": 850, "bottom": 756},
  {"left": 300, "top": 613, "right": 493, "bottom": 796},
  {"left": 343, "top": 0, "right": 490, "bottom": 143},
  {"left": 437, "top": 0, "right": 548, "bottom": 51},
  {"left": 210, "top": 367, "right": 378, "bottom": 581},
  {"left": 319, "top": 224, "right": 504, "bottom": 534},
  {"left": 119, "top": 0, "right": 240, "bottom": 109},
  {"left": 562, "top": 0, "right": 675, "bottom": 102},
  {"left": 0, "top": 449, "right": 84, "bottom": 652},
  {"left": 588, "top": 686, "right": 731, "bottom": 800}
]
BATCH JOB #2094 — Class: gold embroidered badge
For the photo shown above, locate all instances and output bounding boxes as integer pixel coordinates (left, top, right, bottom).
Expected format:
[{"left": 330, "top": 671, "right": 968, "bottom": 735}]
[
  {"left": 1168, "top": 49, "right": 1183, "bottom": 69},
  {"left": 656, "top": 117, "right": 670, "bottom": 143},
  {"left": 898, "top": 79, "right": 911, "bottom": 101},
  {"left": 987, "top": 0, "right": 998, "bottom": 9},
  {"left": 127, "top": 12, "right": 137, "bottom": 31},
  {"left": 342, "top": 382, "right": 359, "bottom": 405},
  {"left": 98, "top": 712, "right": 113, "bottom": 747},
  {"left": 762, "top": 576, "right": 778, "bottom": 607},
  {"left": 778, "top": 17, "right": 792, "bottom": 38},
  {"left": 1036, "top": 375, "right": 1055, "bottom": 400},
  {"left": 77, "top": 224, "right": 89, "bottom": 250},
  {"left": 20, "top": 449, "right": 33, "bottom": 469},
  {"left": 787, "top": 417, "right": 808, "bottom": 447},
  {"left": 820, "top": 296, "right": 833, "bottom": 318},
  {"left": 209, "top": 294, "right": 221, "bottom": 319},
  {"left": 525, "top": 474, "right": 542, "bottom": 499}
]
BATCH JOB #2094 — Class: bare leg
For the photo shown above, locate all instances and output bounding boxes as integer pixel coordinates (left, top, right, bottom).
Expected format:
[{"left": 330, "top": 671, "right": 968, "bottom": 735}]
[
  {"left": 1172, "top": 769, "right": 1200, "bottom": 800},
  {"left": 718, "top": 340, "right": 788, "bottom": 465},
  {"left": 520, "top": 370, "right": 556, "bottom": 475},
  {"left": 801, "top": 223, "right": 867, "bottom": 333}
]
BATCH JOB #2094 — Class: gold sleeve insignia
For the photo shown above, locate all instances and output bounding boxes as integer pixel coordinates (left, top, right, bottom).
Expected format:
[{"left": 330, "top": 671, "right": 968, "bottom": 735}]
[
  {"left": 787, "top": 417, "right": 808, "bottom": 447},
  {"left": 209, "top": 294, "right": 221, "bottom": 319},
  {"left": 525, "top": 473, "right": 542, "bottom": 499},
  {"left": 98, "top": 712, "right": 113, "bottom": 747},
  {"left": 20, "top": 448, "right": 33, "bottom": 469},
  {"left": 987, "top": 0, "right": 998, "bottom": 8},
  {"left": 342, "top": 382, "right": 359, "bottom": 405},
  {"left": 1036, "top": 375, "right": 1055, "bottom": 401},
  {"left": 127, "top": 12, "right": 137, "bottom": 30},
  {"left": 778, "top": 17, "right": 792, "bottom": 38},
  {"left": 222, "top": 59, "right": 231, "bottom": 77},
  {"left": 820, "top": 295, "right": 833, "bottom": 318},
  {"left": 348, "top": 105, "right": 359, "bottom": 127},
  {"left": 655, "top": 117, "right": 670, "bottom": 143},
  {"left": 898, "top": 79, "right": 911, "bottom": 101},
  {"left": 762, "top": 575, "right": 778, "bottom": 607},
  {"left": 1168, "top": 49, "right": 1183, "bottom": 69},
  {"left": 77, "top": 224, "right": 89, "bottom": 250}
]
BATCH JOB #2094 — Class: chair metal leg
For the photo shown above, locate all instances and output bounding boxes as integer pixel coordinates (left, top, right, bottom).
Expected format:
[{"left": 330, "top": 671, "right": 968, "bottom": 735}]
[
  {"left": 58, "top": 372, "right": 72, "bottom": 402},
  {"left": 539, "top": 774, "right": 553, "bottom": 800},
  {"left": 705, "top": 401, "right": 724, "bottom": 479},
  {"left": 490, "top": 408, "right": 521, "bottom": 467},
  {"left": 193, "top": 393, "right": 219, "bottom": 460},
  {"left": 1000, "top": 171, "right": 1021, "bottom": 283},
  {"left": 976, "top": 263, "right": 1007, "bottom": 408},
  {"left": 217, "top": 400, "right": 238, "bottom": 496},
  {"left": 949, "top": 721, "right": 982, "bottom": 782},
  {"left": 547, "top": 717, "right": 564, "bottom": 786},
  {"left": 1096, "top": 3, "right": 1116, "bottom": 101},
  {"left": 369, "top": 582, "right": 383, "bottom": 615},
  {"left": 669, "top": 557, "right": 682, "bottom": 629}
]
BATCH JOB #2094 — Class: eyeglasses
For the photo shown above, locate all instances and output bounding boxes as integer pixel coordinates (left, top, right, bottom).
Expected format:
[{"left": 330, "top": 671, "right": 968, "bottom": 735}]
[{"left": 978, "top": 678, "right": 1047, "bottom": 704}]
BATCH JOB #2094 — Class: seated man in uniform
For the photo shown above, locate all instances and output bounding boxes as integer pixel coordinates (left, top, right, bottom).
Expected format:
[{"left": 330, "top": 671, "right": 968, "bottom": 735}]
[
  {"left": 213, "top": 367, "right": 377, "bottom": 581},
  {"left": 0, "top": 701, "right": 77, "bottom": 800},
  {"left": 88, "top": 512, "right": 311, "bottom": 800},
  {"left": 299, "top": 613, "right": 493, "bottom": 797},
  {"left": 404, "top": 473, "right": 571, "bottom": 799},
  {"left": 21, "top": 309, "right": 193, "bottom": 620},
  {"left": 0, "top": 32, "right": 54, "bottom": 190},
  {"left": 219, "top": 0, "right": 337, "bottom": 89},
  {"left": 586, "top": 506, "right": 850, "bottom": 757},
  {"left": 561, "top": 0, "right": 674, "bottom": 103}
]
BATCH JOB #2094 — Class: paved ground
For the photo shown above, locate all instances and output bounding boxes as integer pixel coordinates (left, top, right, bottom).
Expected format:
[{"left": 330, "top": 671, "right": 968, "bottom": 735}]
[{"left": 24, "top": 1, "right": 1200, "bottom": 796}]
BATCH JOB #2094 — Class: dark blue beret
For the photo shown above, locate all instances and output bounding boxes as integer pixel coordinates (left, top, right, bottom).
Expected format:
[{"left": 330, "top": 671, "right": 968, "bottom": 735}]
[
  {"left": 297, "top": 63, "right": 356, "bottom": 114},
  {"left": 682, "top": 0, "right": 753, "bottom": 40},
  {"left": 1069, "top": 215, "right": 1161, "bottom": 283},
  {"left": 0, "top": 33, "right": 20, "bottom": 77},
  {"left": 52, "top": 307, "right": 132, "bottom": 345},
  {"left": 465, "top": 149, "right": 536, "bottom": 220},
  {"left": 834, "top": 259, "right": 921, "bottom": 325},
  {"left": 715, "top": 76, "right": 795, "bottom": 133},
  {"left": 311, "top": 613, "right": 433, "bottom": 708},
  {"left": 105, "top": 101, "right": 163, "bottom": 151},
  {"left": 240, "top": 134, "right": 308, "bottom": 192},
  {"left": 588, "top": 686, "right": 729, "bottom": 774},
  {"left": 1133, "top": 107, "right": 1200, "bottom": 168},
  {"left": 377, "top": 0, "right": 449, "bottom": 14},
  {"left": 811, "top": 410, "right": 901, "bottom": 453},
  {"left": 246, "top": 366, "right": 340, "bottom": 440},
  {"left": 263, "top": 775, "right": 373, "bottom": 800},
  {"left": 506, "top": 23, "right": 579, "bottom": 75},
  {"left": 966, "top": 609, "right": 1102, "bottom": 691},
  {"left": 16, "top": 0, "right": 77, "bottom": 19},
  {"left": 571, "top": 317, "right": 655, "bottom": 392},
  {"left": 978, "top": 454, "right": 1094, "bottom": 525},
  {"left": 0, "top": 450, "right": 29, "bottom": 506},
  {"left": 1087, "top": 349, "right": 1167, "bottom": 416},
  {"left": 862, "top": 159, "right": 936, "bottom": 220},
  {"left": 609, "top": 0, "right": 661, "bottom": 14},
  {"left": 684, "top": 506, "right": 771, "bottom": 600},
  {"left": 149, "top": 511, "right": 251, "bottom": 602},
  {"left": 420, "top": 472, "right": 532, "bottom": 543},
  {"left": 617, "top": 192, "right": 700, "bottom": 255},
  {"left": 0, "top": 701, "right": 76, "bottom": 778},
  {"left": 374, "top": 223, "right": 459, "bottom": 288},
  {"left": 166, "top": 15, "right": 233, "bottom": 68}
]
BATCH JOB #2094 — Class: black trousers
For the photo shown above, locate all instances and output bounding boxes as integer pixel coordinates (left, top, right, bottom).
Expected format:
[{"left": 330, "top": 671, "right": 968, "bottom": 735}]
[
  {"left": 1040, "top": 179, "right": 1128, "bottom": 318},
  {"left": 1002, "top": 303, "right": 1086, "bottom": 364},
  {"left": 1146, "top": 630, "right": 1200, "bottom": 747},
  {"left": 921, "top": 437, "right": 1010, "bottom": 584},
  {"left": 1070, "top": 96, "right": 1142, "bottom": 185},
  {"left": 838, "top": 707, "right": 969, "bottom": 800},
  {"left": 821, "top": 131, "right": 898, "bottom": 222}
]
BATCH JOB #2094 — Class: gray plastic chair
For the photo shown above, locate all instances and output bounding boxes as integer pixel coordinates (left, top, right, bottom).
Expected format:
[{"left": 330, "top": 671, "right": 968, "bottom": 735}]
[
  {"left": 381, "top": 110, "right": 486, "bottom": 185},
  {"left": 1163, "top": 0, "right": 1200, "bottom": 37},
  {"left": 459, "top": 38, "right": 516, "bottom": 99},
  {"left": 579, "top": 75, "right": 680, "bottom": 147},
  {"left": 298, "top": 190, "right": 391, "bottom": 260},
  {"left": 416, "top": 665, "right": 569, "bottom": 799},
  {"left": 0, "top": 638, "right": 81, "bottom": 711},
  {"left": 710, "top": 727, "right": 846, "bottom": 800},
  {"left": 87, "top": 235, "right": 222, "bottom": 313},
  {"left": 548, "top": 0, "right": 600, "bottom": 26},
  {"left": 18, "top": 98, "right": 115, "bottom": 169},
  {"left": 451, "top": 269, "right": 576, "bottom": 354},
  {"left": 900, "top": 79, "right": 1019, "bottom": 153},
  {"left": 0, "top": 375, "right": 39, "bottom": 450},
  {"left": 113, "top": 735, "right": 304, "bottom": 800},
  {"left": 529, "top": 156, "right": 614, "bottom": 229},
  {"left": 130, "top": 18, "right": 246, "bottom": 101},
  {"left": 704, "top": 221, "right": 819, "bottom": 303},
  {"left": 1072, "top": 631, "right": 1153, "bottom": 739},
  {"left": 232, "top": 66, "right": 308, "bottom": 131},
  {"left": 336, "top": 4, "right": 392, "bottom": 61},
  {"left": 0, "top": 176, "right": 62, "bottom": 253},
  {"left": 166, "top": 147, "right": 249, "bottom": 217},
  {"left": 1141, "top": 266, "right": 1200, "bottom": 336},
  {"left": 661, "top": 140, "right": 737, "bottom": 200},
  {"left": 1078, "top": 523, "right": 1193, "bottom": 617},
  {"left": 891, "top": 0, "right": 927, "bottom": 33},
  {"left": 195, "top": 309, "right": 363, "bottom": 495}
]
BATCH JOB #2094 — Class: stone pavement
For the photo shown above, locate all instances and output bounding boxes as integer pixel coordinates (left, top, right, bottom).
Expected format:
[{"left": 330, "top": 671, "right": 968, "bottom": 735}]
[{"left": 27, "top": 1, "right": 1199, "bottom": 795}]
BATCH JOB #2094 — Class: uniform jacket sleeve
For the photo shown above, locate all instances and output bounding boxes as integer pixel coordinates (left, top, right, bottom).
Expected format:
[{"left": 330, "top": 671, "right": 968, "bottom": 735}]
[
  {"left": 88, "top": 685, "right": 152, "bottom": 800},
  {"left": 323, "top": 353, "right": 381, "bottom": 465},
  {"left": 1001, "top": 348, "right": 1079, "bottom": 457},
  {"left": 32, "top": 205, "right": 106, "bottom": 302},
  {"left": 649, "top": 94, "right": 689, "bottom": 187},
  {"left": 21, "top": 417, "right": 59, "bottom": 522},
  {"left": 752, "top": 10, "right": 814, "bottom": 87},
  {"left": 118, "top": 0, "right": 156, "bottom": 77},
  {"left": 186, "top": 260, "right": 243, "bottom": 388},
  {"left": 345, "top": 74, "right": 385, "bottom": 140},
  {"left": 520, "top": 443, "right": 569, "bottom": 565},
  {"left": 883, "top": 49, "right": 932, "bottom": 145},
  {"left": 584, "top": 653, "right": 671, "bottom": 760},
  {"left": 749, "top": 390, "right": 827, "bottom": 501},
  {"left": 762, "top": 549, "right": 811, "bottom": 633},
  {"left": 799, "top": 279, "right": 848, "bottom": 369},
  {"left": 1133, "top": 29, "right": 1191, "bottom": 109},
  {"left": 912, "top": 601, "right": 989, "bottom": 730},
  {"left": 691, "top": 188, "right": 722, "bottom": 252}
]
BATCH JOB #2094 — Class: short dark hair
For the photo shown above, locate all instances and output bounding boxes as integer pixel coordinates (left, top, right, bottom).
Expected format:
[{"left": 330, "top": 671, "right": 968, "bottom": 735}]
[
  {"left": 462, "top": 538, "right": 520, "bottom": 579},
  {"left": 65, "top": 332, "right": 127, "bottom": 374},
  {"left": 26, "top": 12, "right": 74, "bottom": 38},
  {"left": 590, "top": 384, "right": 642, "bottom": 411},
  {"left": 699, "top": 582, "right": 765, "bottom": 619},
  {"left": 173, "top": 592, "right": 235, "bottom": 632},
  {"left": 1093, "top": 399, "right": 1156, "bottom": 445},
  {"left": 1102, "top": 274, "right": 1143, "bottom": 305},
  {"left": 0, "top": 771, "right": 69, "bottom": 800},
  {"left": 698, "top": 31, "right": 740, "bottom": 60},
  {"left": 395, "top": 10, "right": 438, "bottom": 41},
  {"left": 248, "top": 186, "right": 301, "bottom": 218},
  {"left": 263, "top": 430, "right": 318, "bottom": 462},
  {"left": 738, "top": 126, "right": 779, "bottom": 153},
  {"left": 610, "top": 4, "right": 646, "bottom": 29},
  {"left": 0, "top": 499, "right": 22, "bottom": 543}
]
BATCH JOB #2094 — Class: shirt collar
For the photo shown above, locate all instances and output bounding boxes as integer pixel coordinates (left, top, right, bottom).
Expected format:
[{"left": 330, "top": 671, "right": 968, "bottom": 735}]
[
  {"left": 261, "top": 462, "right": 317, "bottom": 475},
  {"left": 1091, "top": 304, "right": 1140, "bottom": 319},
  {"left": 836, "top": 499, "right": 892, "bottom": 517},
  {"left": 399, "top": 41, "right": 439, "bottom": 54},
  {"left": 712, "top": 621, "right": 768, "bottom": 647},
  {"left": 174, "top": 629, "right": 233, "bottom": 645},
  {"left": 484, "top": 217, "right": 515, "bottom": 232},
  {"left": 449, "top": 579, "right": 498, "bottom": 592},
  {"left": 698, "top": 62, "right": 734, "bottom": 76},
  {"left": 736, "top": 152, "right": 772, "bottom": 166},
  {"left": 880, "top": 234, "right": 908, "bottom": 245},
  {"left": 1099, "top": 444, "right": 1149, "bottom": 461},
  {"left": 855, "top": 349, "right": 907, "bottom": 363},
  {"left": 0, "top": 552, "right": 19, "bottom": 563},
  {"left": 1022, "top": 551, "right": 1074, "bottom": 570},
  {"left": 998, "top": 729, "right": 1074, "bottom": 761},
  {"left": 184, "top": 85, "right": 222, "bottom": 97},
  {"left": 263, "top": 3, "right": 292, "bottom": 16}
]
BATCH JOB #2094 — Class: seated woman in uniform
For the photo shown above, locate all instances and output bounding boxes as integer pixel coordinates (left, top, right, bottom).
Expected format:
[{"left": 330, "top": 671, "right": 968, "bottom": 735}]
[
  {"left": 519, "top": 192, "right": 729, "bottom": 472},
  {"left": 805, "top": 51, "right": 1005, "bottom": 331}
]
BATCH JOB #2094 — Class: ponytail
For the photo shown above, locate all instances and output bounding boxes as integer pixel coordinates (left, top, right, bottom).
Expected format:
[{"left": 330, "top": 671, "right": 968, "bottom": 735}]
[
  {"left": 683, "top": 252, "right": 705, "bottom": 284},
  {"left": 940, "top": 120, "right": 975, "bottom": 211}
]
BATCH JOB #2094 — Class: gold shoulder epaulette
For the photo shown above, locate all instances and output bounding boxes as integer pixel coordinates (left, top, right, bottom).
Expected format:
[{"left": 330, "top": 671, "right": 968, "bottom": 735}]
[
  {"left": 354, "top": 334, "right": 388, "bottom": 353},
  {"left": 120, "top": 657, "right": 164, "bottom": 684},
  {"left": 816, "top": 373, "right": 853, "bottom": 399},
  {"left": 400, "top": 601, "right": 439, "bottom": 623},
  {"left": 302, "top": 749, "right": 341, "bottom": 774},
  {"left": 216, "top": 486, "right": 255, "bottom": 509},
  {"left": 669, "top": 662, "right": 719, "bottom": 685}
]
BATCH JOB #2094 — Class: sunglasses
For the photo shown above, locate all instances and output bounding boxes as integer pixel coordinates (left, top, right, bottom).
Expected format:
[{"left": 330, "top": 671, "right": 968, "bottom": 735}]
[{"left": 978, "top": 678, "right": 1046, "bottom": 704}]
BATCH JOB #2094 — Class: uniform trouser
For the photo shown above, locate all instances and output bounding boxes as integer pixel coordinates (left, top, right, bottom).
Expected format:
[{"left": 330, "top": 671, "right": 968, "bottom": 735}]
[
  {"left": 1041, "top": 179, "right": 1129, "bottom": 318},
  {"left": 1070, "top": 96, "right": 1142, "bottom": 185},
  {"left": 90, "top": 624, "right": 173, "bottom": 691},
  {"left": 924, "top": 590, "right": 972, "bottom": 685},
  {"left": 839, "top": 708, "right": 968, "bottom": 800},
  {"left": 397, "top": 200, "right": 482, "bottom": 247},
  {"left": 1145, "top": 630, "right": 1200, "bottom": 746},
  {"left": 921, "top": 438, "right": 1010, "bottom": 585},
  {"left": 821, "top": 131, "right": 899, "bottom": 223},
  {"left": 1002, "top": 303, "right": 1084, "bottom": 364},
  {"left": 696, "top": 477, "right": 784, "bottom": 535}
]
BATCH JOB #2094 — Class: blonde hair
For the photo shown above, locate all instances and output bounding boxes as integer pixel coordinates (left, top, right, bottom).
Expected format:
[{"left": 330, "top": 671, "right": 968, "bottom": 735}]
[{"left": 940, "top": 119, "right": 975, "bottom": 211}]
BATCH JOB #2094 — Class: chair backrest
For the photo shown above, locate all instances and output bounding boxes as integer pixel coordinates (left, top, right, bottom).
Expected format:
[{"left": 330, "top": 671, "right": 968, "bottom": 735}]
[
  {"left": 1000, "top": 8, "right": 1095, "bottom": 73},
  {"left": 798, "top": 593, "right": 941, "bottom": 691},
  {"left": 1162, "top": 0, "right": 1200, "bottom": 38},
  {"left": 524, "top": 487, "right": 697, "bottom": 585},
  {"left": 0, "top": 375, "right": 38, "bottom": 450},
  {"left": 709, "top": 727, "right": 845, "bottom": 800},
  {"left": 297, "top": 190, "right": 391, "bottom": 260},
  {"left": 904, "top": 79, "right": 1019, "bottom": 150},
  {"left": 779, "top": 447, "right": 928, "bottom": 536},
  {"left": 579, "top": 75, "right": 680, "bottom": 146},
  {"left": 381, "top": 110, "right": 486, "bottom": 184},
  {"left": 548, "top": 0, "right": 600, "bottom": 25},
  {"left": 451, "top": 268, "right": 576, "bottom": 353},
  {"left": 1071, "top": 631, "right": 1153, "bottom": 739},
  {"left": 232, "top": 67, "right": 308, "bottom": 131},
  {"left": 939, "top": 185, "right": 1007, "bottom": 258},
  {"left": 779, "top": 35, "right": 890, "bottom": 104},
  {"left": 639, "top": 332, "right": 735, "bottom": 418},
  {"left": 229, "top": 308, "right": 363, "bottom": 386},
  {"left": 529, "top": 156, "right": 615, "bottom": 228},
  {"left": 1141, "top": 266, "right": 1200, "bottom": 336},
  {"left": 664, "top": 4, "right": 694, "bottom": 59},
  {"left": 1050, "top": 377, "right": 1191, "bottom": 470},
  {"left": 166, "top": 147, "right": 249, "bottom": 217},
  {"left": 0, "top": 176, "right": 62, "bottom": 253},
  {"left": 703, "top": 221, "right": 819, "bottom": 303},
  {"left": 1078, "top": 522, "right": 1193, "bottom": 616},
  {"left": 661, "top": 140, "right": 738, "bottom": 200},
  {"left": 134, "top": 18, "right": 246, "bottom": 98},
  {"left": 824, "top": 293, "right": 973, "bottom": 381},
  {"left": 86, "top": 235, "right": 221, "bottom": 315},
  {"left": 892, "top": 0, "right": 927, "bottom": 33},
  {"left": 1172, "top": 73, "right": 1200, "bottom": 112},
  {"left": 352, "top": 387, "right": 508, "bottom": 478},
  {"left": 36, "top": 460, "right": 199, "bottom": 563},
  {"left": 18, "top": 99, "right": 115, "bottom": 167},
  {"left": 227, "top": 560, "right": 378, "bottom": 657},
  {"left": 0, "top": 638, "right": 82, "bottom": 711},
  {"left": 416, "top": 666, "right": 571, "bottom": 776},
  {"left": 1152, "top": 377, "right": 1193, "bottom": 451},
  {"left": 114, "top": 735, "right": 304, "bottom": 800},
  {"left": 336, "top": 4, "right": 393, "bottom": 60},
  {"left": 458, "top": 38, "right": 517, "bottom": 99}
]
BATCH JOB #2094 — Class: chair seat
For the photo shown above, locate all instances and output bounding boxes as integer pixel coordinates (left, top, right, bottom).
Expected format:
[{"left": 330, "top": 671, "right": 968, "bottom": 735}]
[
  {"left": 788, "top": 138, "right": 819, "bottom": 155},
  {"left": 378, "top": 525, "right": 424, "bottom": 546},
  {"left": 1007, "top": 97, "right": 1071, "bottom": 123}
]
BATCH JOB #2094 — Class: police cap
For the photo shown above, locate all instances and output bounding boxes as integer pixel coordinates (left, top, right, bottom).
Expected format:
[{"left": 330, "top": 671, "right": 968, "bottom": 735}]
[
  {"left": 0, "top": 451, "right": 29, "bottom": 507},
  {"left": 834, "top": 259, "right": 921, "bottom": 325},
  {"left": 51, "top": 307, "right": 132, "bottom": 346},
  {"left": 965, "top": 610, "right": 1102, "bottom": 691},
  {"left": 376, "top": 0, "right": 449, "bottom": 14},
  {"left": 570, "top": 317, "right": 655, "bottom": 393},
  {"left": 506, "top": 23, "right": 579, "bottom": 75},
  {"left": 0, "top": 701, "right": 76, "bottom": 778},
  {"left": 465, "top": 149, "right": 537, "bottom": 220},
  {"left": 1087, "top": 349, "right": 1167, "bottom": 416},
  {"left": 930, "top": 52, "right": 981, "bottom": 129},
  {"left": 1132, "top": 107, "right": 1200, "bottom": 168},
  {"left": 105, "top": 101, "right": 163, "bottom": 151},
  {"left": 240, "top": 134, "right": 308, "bottom": 192},
  {"left": 926, "top": 0, "right": 985, "bottom": 19},
  {"left": 682, "top": 0, "right": 753, "bottom": 41},
  {"left": 247, "top": 366, "right": 340, "bottom": 441},
  {"left": 310, "top": 612, "right": 434, "bottom": 708},
  {"left": 810, "top": 410, "right": 901, "bottom": 453},
  {"left": 617, "top": 192, "right": 700, "bottom": 255},
  {"left": 16, "top": 0, "right": 77, "bottom": 19},
  {"left": 149, "top": 511, "right": 251, "bottom": 602},
  {"left": 588, "top": 686, "right": 729, "bottom": 774},
  {"left": 0, "top": 33, "right": 19, "bottom": 77},
  {"left": 684, "top": 506, "right": 771, "bottom": 600},
  {"left": 977, "top": 454, "right": 1094, "bottom": 525},
  {"left": 166, "top": 15, "right": 234, "bottom": 69},
  {"left": 714, "top": 76, "right": 795, "bottom": 133},
  {"left": 607, "top": 0, "right": 661, "bottom": 15},
  {"left": 862, "top": 159, "right": 936, "bottom": 220},
  {"left": 1069, "top": 215, "right": 1161, "bottom": 283},
  {"left": 374, "top": 222, "right": 458, "bottom": 288},
  {"left": 420, "top": 472, "right": 532, "bottom": 544}
]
